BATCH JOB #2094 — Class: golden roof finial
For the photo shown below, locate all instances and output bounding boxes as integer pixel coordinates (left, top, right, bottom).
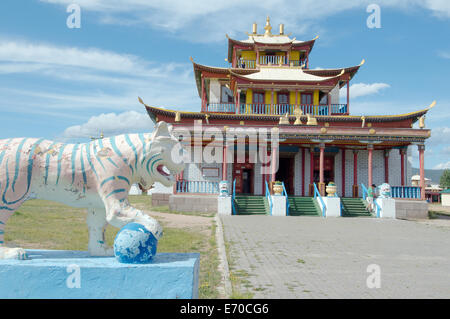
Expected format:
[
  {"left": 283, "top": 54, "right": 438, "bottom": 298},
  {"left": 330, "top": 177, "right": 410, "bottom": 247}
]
[{"left": 264, "top": 16, "right": 272, "bottom": 36}]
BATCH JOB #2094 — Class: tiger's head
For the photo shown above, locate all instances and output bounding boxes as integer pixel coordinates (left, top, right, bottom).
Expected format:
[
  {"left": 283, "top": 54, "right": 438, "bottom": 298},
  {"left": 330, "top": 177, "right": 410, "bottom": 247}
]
[{"left": 138, "top": 122, "right": 186, "bottom": 190}]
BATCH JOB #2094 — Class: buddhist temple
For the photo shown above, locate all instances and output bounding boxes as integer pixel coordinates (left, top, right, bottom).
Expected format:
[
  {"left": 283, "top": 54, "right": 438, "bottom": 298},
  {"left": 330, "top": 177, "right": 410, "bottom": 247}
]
[{"left": 142, "top": 17, "right": 433, "bottom": 216}]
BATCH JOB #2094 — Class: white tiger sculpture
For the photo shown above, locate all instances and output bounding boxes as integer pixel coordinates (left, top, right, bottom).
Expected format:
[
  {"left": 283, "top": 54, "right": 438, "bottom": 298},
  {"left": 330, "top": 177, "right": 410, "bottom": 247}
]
[{"left": 0, "top": 121, "right": 185, "bottom": 260}]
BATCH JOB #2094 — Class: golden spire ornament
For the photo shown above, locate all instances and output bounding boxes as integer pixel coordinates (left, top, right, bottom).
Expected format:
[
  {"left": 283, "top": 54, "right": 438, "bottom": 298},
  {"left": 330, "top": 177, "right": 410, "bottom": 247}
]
[{"left": 264, "top": 16, "right": 272, "bottom": 36}]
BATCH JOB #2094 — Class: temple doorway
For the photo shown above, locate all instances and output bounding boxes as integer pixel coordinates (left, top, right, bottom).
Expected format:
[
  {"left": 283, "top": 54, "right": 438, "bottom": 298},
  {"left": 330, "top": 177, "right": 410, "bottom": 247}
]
[
  {"left": 275, "top": 156, "right": 295, "bottom": 195},
  {"left": 233, "top": 162, "right": 254, "bottom": 194},
  {"left": 313, "top": 156, "right": 335, "bottom": 185}
]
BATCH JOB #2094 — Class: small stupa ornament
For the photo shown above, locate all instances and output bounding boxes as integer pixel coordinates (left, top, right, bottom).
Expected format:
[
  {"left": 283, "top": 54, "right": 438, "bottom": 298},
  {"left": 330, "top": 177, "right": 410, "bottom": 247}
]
[{"left": 264, "top": 16, "right": 272, "bottom": 36}]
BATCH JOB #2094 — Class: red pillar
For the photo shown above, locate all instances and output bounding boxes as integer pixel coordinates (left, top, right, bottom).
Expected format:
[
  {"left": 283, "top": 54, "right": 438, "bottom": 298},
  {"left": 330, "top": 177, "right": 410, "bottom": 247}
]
[
  {"left": 310, "top": 147, "right": 314, "bottom": 196},
  {"left": 328, "top": 92, "right": 331, "bottom": 115},
  {"left": 271, "top": 144, "right": 278, "bottom": 182},
  {"left": 301, "top": 148, "right": 305, "bottom": 197},
  {"left": 353, "top": 150, "right": 358, "bottom": 197},
  {"left": 222, "top": 144, "right": 227, "bottom": 181},
  {"left": 261, "top": 145, "right": 266, "bottom": 195},
  {"left": 368, "top": 144, "right": 373, "bottom": 187},
  {"left": 319, "top": 143, "right": 325, "bottom": 195},
  {"left": 346, "top": 80, "right": 350, "bottom": 113},
  {"left": 384, "top": 149, "right": 390, "bottom": 184},
  {"left": 419, "top": 145, "right": 425, "bottom": 200},
  {"left": 400, "top": 148, "right": 406, "bottom": 186},
  {"left": 341, "top": 148, "right": 346, "bottom": 197}
]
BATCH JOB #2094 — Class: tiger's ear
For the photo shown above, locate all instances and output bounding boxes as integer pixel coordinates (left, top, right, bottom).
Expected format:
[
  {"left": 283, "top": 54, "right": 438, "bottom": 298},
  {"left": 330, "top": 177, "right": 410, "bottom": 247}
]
[{"left": 151, "top": 121, "right": 171, "bottom": 140}]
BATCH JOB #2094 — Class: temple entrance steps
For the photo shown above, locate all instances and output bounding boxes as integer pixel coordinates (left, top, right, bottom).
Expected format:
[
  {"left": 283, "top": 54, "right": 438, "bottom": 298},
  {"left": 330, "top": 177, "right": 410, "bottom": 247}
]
[
  {"left": 234, "top": 195, "right": 269, "bottom": 215},
  {"left": 288, "top": 197, "right": 321, "bottom": 216},
  {"left": 341, "top": 198, "right": 372, "bottom": 217}
]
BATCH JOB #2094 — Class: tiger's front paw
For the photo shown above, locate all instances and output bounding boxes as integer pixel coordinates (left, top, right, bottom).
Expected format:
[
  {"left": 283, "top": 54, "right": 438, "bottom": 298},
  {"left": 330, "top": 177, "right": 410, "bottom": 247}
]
[
  {"left": 88, "top": 243, "right": 114, "bottom": 256},
  {"left": 0, "top": 247, "right": 29, "bottom": 260}
]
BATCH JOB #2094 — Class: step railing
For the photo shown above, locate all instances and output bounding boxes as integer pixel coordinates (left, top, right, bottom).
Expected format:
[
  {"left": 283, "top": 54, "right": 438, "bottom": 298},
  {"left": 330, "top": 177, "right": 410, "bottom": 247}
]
[
  {"left": 282, "top": 181, "right": 290, "bottom": 216},
  {"left": 265, "top": 181, "right": 273, "bottom": 216},
  {"left": 232, "top": 178, "right": 237, "bottom": 215},
  {"left": 176, "top": 180, "right": 219, "bottom": 194},
  {"left": 361, "top": 183, "right": 381, "bottom": 218},
  {"left": 313, "top": 183, "right": 326, "bottom": 217},
  {"left": 391, "top": 186, "right": 421, "bottom": 199}
]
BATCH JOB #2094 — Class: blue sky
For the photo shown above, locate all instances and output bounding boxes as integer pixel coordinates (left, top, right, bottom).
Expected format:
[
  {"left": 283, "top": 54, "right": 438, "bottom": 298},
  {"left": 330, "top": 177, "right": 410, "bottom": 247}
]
[{"left": 0, "top": 0, "right": 449, "bottom": 169}]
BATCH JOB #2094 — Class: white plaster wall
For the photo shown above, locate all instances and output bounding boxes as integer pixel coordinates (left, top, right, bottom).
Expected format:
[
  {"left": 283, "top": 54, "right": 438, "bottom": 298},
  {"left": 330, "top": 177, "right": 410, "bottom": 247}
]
[
  {"left": 407, "top": 145, "right": 413, "bottom": 186},
  {"left": 442, "top": 194, "right": 450, "bottom": 207},
  {"left": 344, "top": 150, "right": 355, "bottom": 197},
  {"left": 330, "top": 84, "right": 340, "bottom": 104},
  {"left": 254, "top": 162, "right": 263, "bottom": 195},
  {"left": 388, "top": 149, "right": 402, "bottom": 186},
  {"left": 185, "top": 162, "right": 222, "bottom": 183},
  {"left": 209, "top": 79, "right": 221, "bottom": 103}
]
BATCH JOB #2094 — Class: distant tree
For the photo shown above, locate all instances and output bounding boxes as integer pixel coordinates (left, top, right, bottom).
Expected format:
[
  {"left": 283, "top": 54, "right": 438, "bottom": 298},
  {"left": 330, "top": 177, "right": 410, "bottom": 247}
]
[{"left": 440, "top": 169, "right": 450, "bottom": 189}]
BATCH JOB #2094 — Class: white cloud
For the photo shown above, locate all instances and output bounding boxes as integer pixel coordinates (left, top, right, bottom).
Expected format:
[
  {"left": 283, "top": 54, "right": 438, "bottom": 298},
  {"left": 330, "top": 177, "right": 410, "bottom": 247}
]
[
  {"left": 434, "top": 161, "right": 450, "bottom": 170},
  {"left": 63, "top": 111, "right": 154, "bottom": 138},
  {"left": 340, "top": 83, "right": 390, "bottom": 99},
  {"left": 0, "top": 39, "right": 199, "bottom": 119},
  {"left": 40, "top": 0, "right": 450, "bottom": 43},
  {"left": 438, "top": 51, "right": 450, "bottom": 59}
]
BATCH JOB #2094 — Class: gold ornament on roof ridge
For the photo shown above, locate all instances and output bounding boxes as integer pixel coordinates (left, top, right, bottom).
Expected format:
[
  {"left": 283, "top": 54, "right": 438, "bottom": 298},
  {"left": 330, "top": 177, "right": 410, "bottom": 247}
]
[{"left": 264, "top": 16, "right": 272, "bottom": 36}]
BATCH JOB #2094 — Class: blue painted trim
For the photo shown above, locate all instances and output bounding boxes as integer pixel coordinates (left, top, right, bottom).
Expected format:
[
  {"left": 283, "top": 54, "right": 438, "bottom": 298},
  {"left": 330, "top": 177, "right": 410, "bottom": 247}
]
[
  {"left": 70, "top": 144, "right": 80, "bottom": 185},
  {"left": 313, "top": 183, "right": 326, "bottom": 217},
  {"left": 105, "top": 189, "right": 126, "bottom": 199},
  {"left": 101, "top": 176, "right": 115, "bottom": 187},
  {"left": 124, "top": 134, "right": 139, "bottom": 170},
  {"left": 56, "top": 144, "right": 67, "bottom": 185}
]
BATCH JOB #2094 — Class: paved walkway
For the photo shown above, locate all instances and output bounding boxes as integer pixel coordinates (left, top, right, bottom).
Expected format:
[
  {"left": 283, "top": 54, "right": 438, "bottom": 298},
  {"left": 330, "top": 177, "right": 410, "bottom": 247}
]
[{"left": 221, "top": 216, "right": 450, "bottom": 298}]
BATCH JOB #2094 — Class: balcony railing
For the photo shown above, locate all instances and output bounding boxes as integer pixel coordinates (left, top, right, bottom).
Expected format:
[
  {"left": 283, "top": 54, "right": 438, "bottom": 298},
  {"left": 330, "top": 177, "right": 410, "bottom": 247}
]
[
  {"left": 176, "top": 180, "right": 219, "bottom": 194},
  {"left": 237, "top": 58, "right": 305, "bottom": 68},
  {"left": 204, "top": 103, "right": 348, "bottom": 115},
  {"left": 391, "top": 186, "right": 422, "bottom": 199},
  {"left": 205, "top": 103, "right": 236, "bottom": 113}
]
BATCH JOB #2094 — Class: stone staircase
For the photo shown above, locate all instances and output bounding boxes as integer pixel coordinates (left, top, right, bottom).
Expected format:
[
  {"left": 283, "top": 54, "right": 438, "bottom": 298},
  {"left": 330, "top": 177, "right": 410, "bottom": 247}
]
[
  {"left": 288, "top": 197, "right": 321, "bottom": 216},
  {"left": 234, "top": 195, "right": 269, "bottom": 215},
  {"left": 341, "top": 198, "right": 373, "bottom": 217}
]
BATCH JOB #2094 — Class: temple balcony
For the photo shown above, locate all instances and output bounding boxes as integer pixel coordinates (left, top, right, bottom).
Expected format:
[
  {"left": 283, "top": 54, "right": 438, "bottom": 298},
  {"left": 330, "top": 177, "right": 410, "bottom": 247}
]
[
  {"left": 237, "top": 57, "right": 305, "bottom": 69},
  {"left": 204, "top": 103, "right": 348, "bottom": 116}
]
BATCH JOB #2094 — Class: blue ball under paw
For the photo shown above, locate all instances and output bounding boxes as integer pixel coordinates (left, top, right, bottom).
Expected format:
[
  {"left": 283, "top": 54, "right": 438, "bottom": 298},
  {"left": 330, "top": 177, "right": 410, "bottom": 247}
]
[{"left": 114, "top": 223, "right": 158, "bottom": 264}]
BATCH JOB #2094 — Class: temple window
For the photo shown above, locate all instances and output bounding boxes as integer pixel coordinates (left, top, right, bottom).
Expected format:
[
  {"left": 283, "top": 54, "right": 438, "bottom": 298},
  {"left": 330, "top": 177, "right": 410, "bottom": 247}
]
[
  {"left": 278, "top": 92, "right": 289, "bottom": 104},
  {"left": 301, "top": 93, "right": 313, "bottom": 105}
]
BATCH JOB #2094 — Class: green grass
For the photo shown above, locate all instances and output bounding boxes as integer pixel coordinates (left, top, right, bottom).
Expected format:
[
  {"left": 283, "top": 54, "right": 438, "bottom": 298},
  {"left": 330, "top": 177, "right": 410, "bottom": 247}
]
[
  {"left": 4, "top": 196, "right": 221, "bottom": 299},
  {"left": 224, "top": 241, "right": 254, "bottom": 299},
  {"left": 129, "top": 195, "right": 215, "bottom": 217}
]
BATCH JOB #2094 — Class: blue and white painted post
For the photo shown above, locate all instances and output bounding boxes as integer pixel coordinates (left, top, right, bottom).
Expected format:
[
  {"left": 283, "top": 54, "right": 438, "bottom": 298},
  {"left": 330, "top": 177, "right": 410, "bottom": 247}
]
[
  {"left": 376, "top": 183, "right": 396, "bottom": 218},
  {"left": 271, "top": 194, "right": 287, "bottom": 216},
  {"left": 218, "top": 181, "right": 232, "bottom": 215},
  {"left": 323, "top": 196, "right": 341, "bottom": 217}
]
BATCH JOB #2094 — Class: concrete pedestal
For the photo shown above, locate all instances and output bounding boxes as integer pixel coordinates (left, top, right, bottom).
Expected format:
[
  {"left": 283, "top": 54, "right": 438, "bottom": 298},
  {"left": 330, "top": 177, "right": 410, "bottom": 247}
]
[
  {"left": 271, "top": 195, "right": 286, "bottom": 216},
  {"left": 323, "top": 197, "right": 341, "bottom": 217},
  {"left": 218, "top": 196, "right": 232, "bottom": 215},
  {"left": 376, "top": 197, "right": 396, "bottom": 218},
  {"left": 0, "top": 250, "right": 199, "bottom": 299}
]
